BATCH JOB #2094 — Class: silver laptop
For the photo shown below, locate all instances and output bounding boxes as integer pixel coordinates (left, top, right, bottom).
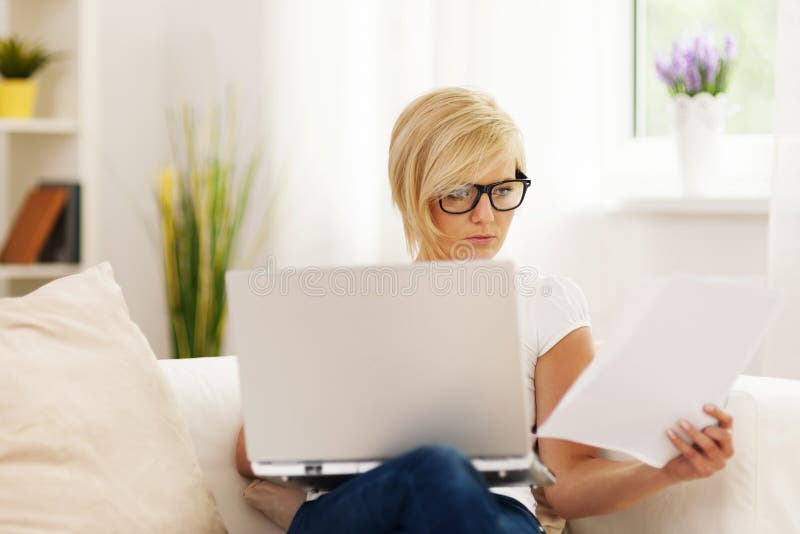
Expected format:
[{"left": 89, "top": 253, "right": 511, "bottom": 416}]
[{"left": 225, "top": 258, "right": 555, "bottom": 489}]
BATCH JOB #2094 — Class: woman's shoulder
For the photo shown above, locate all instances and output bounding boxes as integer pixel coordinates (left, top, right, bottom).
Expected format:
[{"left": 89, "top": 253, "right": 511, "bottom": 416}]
[
  {"left": 515, "top": 269, "right": 589, "bottom": 309},
  {"left": 517, "top": 269, "right": 592, "bottom": 359}
]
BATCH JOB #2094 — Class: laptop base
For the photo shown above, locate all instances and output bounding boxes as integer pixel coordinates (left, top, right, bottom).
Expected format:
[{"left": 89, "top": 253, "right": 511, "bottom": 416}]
[{"left": 260, "top": 468, "right": 537, "bottom": 492}]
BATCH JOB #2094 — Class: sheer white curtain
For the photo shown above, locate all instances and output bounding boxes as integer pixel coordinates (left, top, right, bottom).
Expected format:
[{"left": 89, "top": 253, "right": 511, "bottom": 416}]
[
  {"left": 258, "top": 0, "right": 609, "bottom": 269},
  {"left": 764, "top": 0, "right": 800, "bottom": 379}
]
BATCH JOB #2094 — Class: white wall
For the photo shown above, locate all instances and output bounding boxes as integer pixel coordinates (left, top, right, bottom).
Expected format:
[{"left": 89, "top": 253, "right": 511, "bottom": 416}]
[
  {"left": 97, "top": 0, "right": 265, "bottom": 357},
  {"left": 96, "top": 0, "right": 169, "bottom": 355}
]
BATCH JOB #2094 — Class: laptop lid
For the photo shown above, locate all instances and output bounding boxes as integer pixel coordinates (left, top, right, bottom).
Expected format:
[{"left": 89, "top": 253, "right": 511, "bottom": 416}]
[{"left": 226, "top": 258, "right": 532, "bottom": 465}]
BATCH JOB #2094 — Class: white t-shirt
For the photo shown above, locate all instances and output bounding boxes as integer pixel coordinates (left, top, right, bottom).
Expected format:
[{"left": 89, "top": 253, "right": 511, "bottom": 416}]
[
  {"left": 490, "top": 274, "right": 592, "bottom": 512},
  {"left": 307, "top": 273, "right": 593, "bottom": 511}
]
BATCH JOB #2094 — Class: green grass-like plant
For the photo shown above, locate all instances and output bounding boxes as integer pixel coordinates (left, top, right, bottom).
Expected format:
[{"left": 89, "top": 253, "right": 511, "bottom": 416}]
[
  {"left": 0, "top": 35, "right": 54, "bottom": 79},
  {"left": 157, "top": 101, "right": 276, "bottom": 358}
]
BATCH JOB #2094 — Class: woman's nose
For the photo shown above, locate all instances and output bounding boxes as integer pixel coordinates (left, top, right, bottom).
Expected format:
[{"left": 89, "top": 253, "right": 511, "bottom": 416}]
[{"left": 470, "top": 193, "right": 495, "bottom": 223}]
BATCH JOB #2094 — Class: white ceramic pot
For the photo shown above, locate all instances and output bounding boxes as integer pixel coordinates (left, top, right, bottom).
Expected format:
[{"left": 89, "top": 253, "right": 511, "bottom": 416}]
[{"left": 672, "top": 92, "right": 728, "bottom": 197}]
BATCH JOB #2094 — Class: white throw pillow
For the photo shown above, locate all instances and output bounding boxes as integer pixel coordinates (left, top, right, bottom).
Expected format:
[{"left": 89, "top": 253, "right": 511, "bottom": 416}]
[{"left": 0, "top": 262, "right": 226, "bottom": 533}]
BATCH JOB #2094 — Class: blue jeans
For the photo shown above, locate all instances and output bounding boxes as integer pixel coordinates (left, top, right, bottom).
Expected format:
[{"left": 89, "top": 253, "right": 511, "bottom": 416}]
[{"left": 287, "top": 445, "right": 544, "bottom": 534}]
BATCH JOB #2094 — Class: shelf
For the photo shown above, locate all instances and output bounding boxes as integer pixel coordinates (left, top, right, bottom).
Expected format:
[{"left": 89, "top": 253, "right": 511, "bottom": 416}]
[
  {"left": 0, "top": 2, "right": 94, "bottom": 299},
  {"left": 610, "top": 196, "right": 770, "bottom": 216},
  {"left": 0, "top": 263, "right": 81, "bottom": 280},
  {"left": 0, "top": 118, "right": 79, "bottom": 135}
]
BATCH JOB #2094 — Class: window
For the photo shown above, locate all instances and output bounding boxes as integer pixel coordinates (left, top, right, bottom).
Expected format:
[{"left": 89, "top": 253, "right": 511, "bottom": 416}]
[{"left": 635, "top": 0, "right": 777, "bottom": 136}]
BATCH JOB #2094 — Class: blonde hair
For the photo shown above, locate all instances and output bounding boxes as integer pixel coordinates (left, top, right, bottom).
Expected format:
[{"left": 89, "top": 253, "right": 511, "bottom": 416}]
[{"left": 388, "top": 87, "right": 525, "bottom": 261}]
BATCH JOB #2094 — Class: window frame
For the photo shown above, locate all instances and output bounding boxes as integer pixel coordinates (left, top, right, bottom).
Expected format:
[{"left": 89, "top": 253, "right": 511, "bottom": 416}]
[{"left": 601, "top": 0, "right": 773, "bottom": 200}]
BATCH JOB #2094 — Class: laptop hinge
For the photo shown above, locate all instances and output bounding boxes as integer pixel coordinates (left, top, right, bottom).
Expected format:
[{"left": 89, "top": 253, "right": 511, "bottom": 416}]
[
  {"left": 252, "top": 460, "right": 375, "bottom": 477},
  {"left": 471, "top": 452, "right": 534, "bottom": 472}
]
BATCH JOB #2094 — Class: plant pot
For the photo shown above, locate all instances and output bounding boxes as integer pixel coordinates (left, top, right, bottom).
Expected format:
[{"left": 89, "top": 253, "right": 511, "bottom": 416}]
[
  {"left": 672, "top": 92, "right": 729, "bottom": 197},
  {"left": 0, "top": 79, "right": 38, "bottom": 118}
]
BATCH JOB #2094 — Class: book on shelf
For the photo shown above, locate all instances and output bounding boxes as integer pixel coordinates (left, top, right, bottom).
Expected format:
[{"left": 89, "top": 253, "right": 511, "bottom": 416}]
[
  {"left": 39, "top": 181, "right": 81, "bottom": 263},
  {"left": 0, "top": 181, "right": 81, "bottom": 264}
]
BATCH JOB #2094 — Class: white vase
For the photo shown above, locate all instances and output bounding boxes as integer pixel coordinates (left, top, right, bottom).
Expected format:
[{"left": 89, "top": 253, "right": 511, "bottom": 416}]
[{"left": 672, "top": 93, "right": 728, "bottom": 197}]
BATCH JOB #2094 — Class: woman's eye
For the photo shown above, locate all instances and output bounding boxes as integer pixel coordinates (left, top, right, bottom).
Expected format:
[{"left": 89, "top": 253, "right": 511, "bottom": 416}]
[
  {"left": 494, "top": 186, "right": 513, "bottom": 196},
  {"left": 447, "top": 188, "right": 470, "bottom": 199}
]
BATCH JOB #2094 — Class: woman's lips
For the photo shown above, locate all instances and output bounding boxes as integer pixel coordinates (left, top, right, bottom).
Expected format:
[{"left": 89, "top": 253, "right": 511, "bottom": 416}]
[{"left": 466, "top": 235, "right": 496, "bottom": 245}]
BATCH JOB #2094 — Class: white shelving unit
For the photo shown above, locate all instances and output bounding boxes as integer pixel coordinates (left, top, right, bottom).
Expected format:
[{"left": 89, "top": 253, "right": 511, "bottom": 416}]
[{"left": 0, "top": 0, "right": 97, "bottom": 295}]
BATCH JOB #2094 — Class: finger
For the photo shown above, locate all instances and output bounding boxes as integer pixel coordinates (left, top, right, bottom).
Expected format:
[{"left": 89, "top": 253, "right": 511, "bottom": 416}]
[
  {"left": 667, "top": 429, "right": 713, "bottom": 477},
  {"left": 703, "top": 425, "right": 735, "bottom": 458},
  {"left": 243, "top": 478, "right": 301, "bottom": 500},
  {"left": 679, "top": 420, "right": 725, "bottom": 469},
  {"left": 243, "top": 479, "right": 264, "bottom": 499},
  {"left": 704, "top": 404, "right": 734, "bottom": 430},
  {"left": 246, "top": 479, "right": 284, "bottom": 492}
]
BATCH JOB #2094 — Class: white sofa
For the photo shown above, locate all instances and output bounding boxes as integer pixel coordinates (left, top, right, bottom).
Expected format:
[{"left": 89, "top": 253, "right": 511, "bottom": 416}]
[{"left": 158, "top": 356, "right": 800, "bottom": 533}]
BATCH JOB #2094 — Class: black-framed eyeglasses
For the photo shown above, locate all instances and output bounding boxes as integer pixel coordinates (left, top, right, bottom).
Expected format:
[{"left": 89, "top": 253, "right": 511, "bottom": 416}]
[{"left": 438, "top": 169, "right": 532, "bottom": 215}]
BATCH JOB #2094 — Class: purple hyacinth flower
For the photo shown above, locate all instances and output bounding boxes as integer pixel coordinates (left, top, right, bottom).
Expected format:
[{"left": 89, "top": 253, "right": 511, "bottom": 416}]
[
  {"left": 655, "top": 53, "right": 675, "bottom": 85},
  {"left": 707, "top": 54, "right": 720, "bottom": 84},
  {"left": 655, "top": 30, "right": 738, "bottom": 96},
  {"left": 692, "top": 33, "right": 704, "bottom": 56},
  {"left": 685, "top": 62, "right": 702, "bottom": 93},
  {"left": 723, "top": 34, "right": 738, "bottom": 62},
  {"left": 682, "top": 41, "right": 697, "bottom": 73},
  {"left": 669, "top": 40, "right": 688, "bottom": 78},
  {"left": 700, "top": 43, "right": 720, "bottom": 84}
]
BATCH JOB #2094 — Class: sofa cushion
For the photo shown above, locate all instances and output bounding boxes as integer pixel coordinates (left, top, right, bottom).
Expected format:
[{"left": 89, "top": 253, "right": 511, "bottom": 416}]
[
  {"left": 157, "top": 356, "right": 282, "bottom": 534},
  {"left": 0, "top": 262, "right": 226, "bottom": 533},
  {"left": 566, "top": 386, "right": 757, "bottom": 533}
]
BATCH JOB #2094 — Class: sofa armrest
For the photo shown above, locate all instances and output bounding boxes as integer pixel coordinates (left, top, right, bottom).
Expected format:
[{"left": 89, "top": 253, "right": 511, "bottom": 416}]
[
  {"left": 566, "top": 375, "right": 800, "bottom": 534},
  {"left": 158, "top": 356, "right": 281, "bottom": 534},
  {"left": 733, "top": 375, "right": 800, "bottom": 531}
]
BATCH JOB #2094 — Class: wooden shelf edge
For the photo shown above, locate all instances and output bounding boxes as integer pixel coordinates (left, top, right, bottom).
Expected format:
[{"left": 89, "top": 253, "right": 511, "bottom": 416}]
[
  {"left": 0, "top": 118, "right": 79, "bottom": 135},
  {"left": 0, "top": 263, "right": 81, "bottom": 280}
]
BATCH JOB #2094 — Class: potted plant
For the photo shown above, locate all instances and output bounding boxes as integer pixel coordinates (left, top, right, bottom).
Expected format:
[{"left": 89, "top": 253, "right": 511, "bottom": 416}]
[
  {"left": 156, "top": 101, "right": 283, "bottom": 358},
  {"left": 0, "top": 35, "right": 55, "bottom": 118},
  {"left": 655, "top": 30, "right": 737, "bottom": 197}
]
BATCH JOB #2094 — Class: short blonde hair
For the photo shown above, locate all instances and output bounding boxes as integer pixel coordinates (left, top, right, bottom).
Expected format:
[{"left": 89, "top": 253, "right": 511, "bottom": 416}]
[{"left": 388, "top": 87, "right": 525, "bottom": 261}]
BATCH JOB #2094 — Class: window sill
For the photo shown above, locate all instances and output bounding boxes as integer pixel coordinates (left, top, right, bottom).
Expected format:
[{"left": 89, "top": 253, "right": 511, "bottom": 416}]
[{"left": 608, "top": 196, "right": 770, "bottom": 216}]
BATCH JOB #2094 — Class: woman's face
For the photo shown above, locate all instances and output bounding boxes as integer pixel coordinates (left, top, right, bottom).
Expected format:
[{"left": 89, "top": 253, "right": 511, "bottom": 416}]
[{"left": 428, "top": 158, "right": 517, "bottom": 261}]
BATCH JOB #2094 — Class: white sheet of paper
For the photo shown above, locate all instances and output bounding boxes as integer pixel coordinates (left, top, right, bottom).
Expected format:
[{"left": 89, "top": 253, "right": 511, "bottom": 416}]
[{"left": 535, "top": 274, "right": 782, "bottom": 468}]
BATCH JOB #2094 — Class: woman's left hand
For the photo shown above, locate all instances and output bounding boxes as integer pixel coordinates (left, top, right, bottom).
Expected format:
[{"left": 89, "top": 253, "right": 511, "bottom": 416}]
[{"left": 661, "top": 403, "right": 735, "bottom": 483}]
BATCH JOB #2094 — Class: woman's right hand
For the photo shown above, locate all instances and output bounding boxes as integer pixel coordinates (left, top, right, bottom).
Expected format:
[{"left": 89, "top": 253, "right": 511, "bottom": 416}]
[
  {"left": 237, "top": 425, "right": 307, "bottom": 530},
  {"left": 242, "top": 479, "right": 307, "bottom": 531}
]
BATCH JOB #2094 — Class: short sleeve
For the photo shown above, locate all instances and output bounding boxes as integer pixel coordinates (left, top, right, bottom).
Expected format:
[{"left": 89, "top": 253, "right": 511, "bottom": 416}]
[{"left": 523, "top": 275, "right": 592, "bottom": 360}]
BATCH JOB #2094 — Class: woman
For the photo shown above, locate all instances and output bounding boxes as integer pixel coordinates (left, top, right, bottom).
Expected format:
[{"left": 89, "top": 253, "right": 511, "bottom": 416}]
[{"left": 236, "top": 87, "right": 735, "bottom": 533}]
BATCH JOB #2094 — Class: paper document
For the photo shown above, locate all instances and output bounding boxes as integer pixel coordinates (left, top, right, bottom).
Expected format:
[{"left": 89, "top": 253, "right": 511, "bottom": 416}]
[{"left": 536, "top": 274, "right": 782, "bottom": 467}]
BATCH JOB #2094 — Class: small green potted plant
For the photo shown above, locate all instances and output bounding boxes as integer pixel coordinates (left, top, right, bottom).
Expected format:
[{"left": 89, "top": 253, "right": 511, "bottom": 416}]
[{"left": 0, "top": 35, "right": 55, "bottom": 118}]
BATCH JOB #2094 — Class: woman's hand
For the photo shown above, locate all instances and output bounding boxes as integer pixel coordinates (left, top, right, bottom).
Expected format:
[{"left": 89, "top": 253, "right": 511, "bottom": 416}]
[
  {"left": 661, "top": 403, "right": 735, "bottom": 483},
  {"left": 236, "top": 425, "right": 307, "bottom": 530},
  {"left": 242, "top": 478, "right": 307, "bottom": 531}
]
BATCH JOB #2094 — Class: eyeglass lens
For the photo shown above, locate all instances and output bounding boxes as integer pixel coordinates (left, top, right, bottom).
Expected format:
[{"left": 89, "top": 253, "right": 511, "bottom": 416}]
[{"left": 441, "top": 180, "right": 526, "bottom": 213}]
